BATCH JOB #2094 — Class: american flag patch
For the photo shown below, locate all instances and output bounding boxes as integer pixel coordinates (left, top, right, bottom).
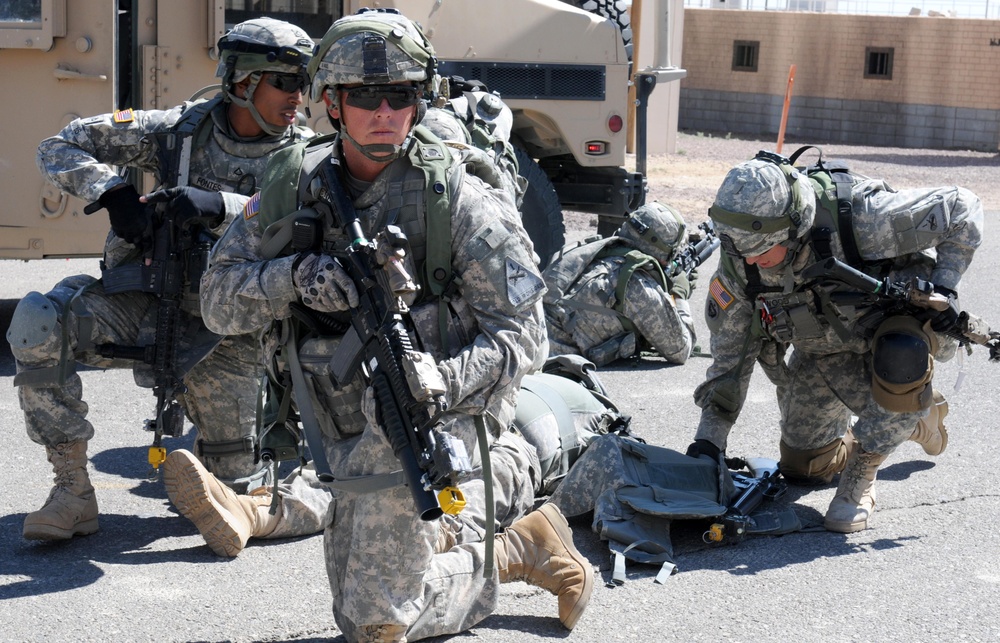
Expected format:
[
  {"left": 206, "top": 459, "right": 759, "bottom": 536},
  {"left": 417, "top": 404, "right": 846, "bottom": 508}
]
[
  {"left": 243, "top": 192, "right": 261, "bottom": 220},
  {"left": 709, "top": 277, "right": 735, "bottom": 310},
  {"left": 112, "top": 108, "right": 134, "bottom": 123}
]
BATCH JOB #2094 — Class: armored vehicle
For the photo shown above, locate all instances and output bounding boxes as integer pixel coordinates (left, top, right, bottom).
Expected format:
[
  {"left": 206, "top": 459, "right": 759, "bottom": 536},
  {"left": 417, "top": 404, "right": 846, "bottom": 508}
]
[{"left": 0, "top": 0, "right": 668, "bottom": 266}]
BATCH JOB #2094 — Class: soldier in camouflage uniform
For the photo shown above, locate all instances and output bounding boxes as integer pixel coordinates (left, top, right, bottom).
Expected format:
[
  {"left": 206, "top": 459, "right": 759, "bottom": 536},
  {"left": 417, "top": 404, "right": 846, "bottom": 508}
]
[
  {"left": 543, "top": 201, "right": 698, "bottom": 366},
  {"left": 8, "top": 18, "right": 327, "bottom": 545},
  {"left": 166, "top": 9, "right": 593, "bottom": 641},
  {"left": 685, "top": 152, "right": 983, "bottom": 533}
]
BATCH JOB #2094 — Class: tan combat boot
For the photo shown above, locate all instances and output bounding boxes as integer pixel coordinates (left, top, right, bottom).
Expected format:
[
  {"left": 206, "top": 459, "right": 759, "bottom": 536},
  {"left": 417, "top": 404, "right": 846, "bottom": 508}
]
[
  {"left": 23, "top": 440, "right": 99, "bottom": 541},
  {"left": 358, "top": 624, "right": 407, "bottom": 643},
  {"left": 779, "top": 430, "right": 855, "bottom": 485},
  {"left": 909, "top": 389, "right": 949, "bottom": 456},
  {"left": 824, "top": 446, "right": 889, "bottom": 533},
  {"left": 162, "top": 449, "right": 280, "bottom": 557},
  {"left": 494, "top": 503, "right": 594, "bottom": 630}
]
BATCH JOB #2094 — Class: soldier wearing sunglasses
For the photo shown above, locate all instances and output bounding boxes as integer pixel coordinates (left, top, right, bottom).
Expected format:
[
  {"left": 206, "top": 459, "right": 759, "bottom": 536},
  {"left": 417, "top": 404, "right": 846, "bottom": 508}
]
[
  {"left": 14, "top": 19, "right": 321, "bottom": 547},
  {"left": 163, "top": 8, "right": 593, "bottom": 642}
]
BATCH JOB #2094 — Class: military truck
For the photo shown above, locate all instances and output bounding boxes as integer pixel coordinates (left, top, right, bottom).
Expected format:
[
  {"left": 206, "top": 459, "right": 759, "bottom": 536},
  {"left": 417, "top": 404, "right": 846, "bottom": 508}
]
[{"left": 0, "top": 0, "right": 669, "bottom": 266}]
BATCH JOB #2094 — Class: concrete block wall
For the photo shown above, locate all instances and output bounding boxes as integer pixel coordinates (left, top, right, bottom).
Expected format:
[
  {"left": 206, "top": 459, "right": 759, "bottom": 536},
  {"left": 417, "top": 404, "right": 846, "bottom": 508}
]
[{"left": 679, "top": 8, "right": 1000, "bottom": 150}]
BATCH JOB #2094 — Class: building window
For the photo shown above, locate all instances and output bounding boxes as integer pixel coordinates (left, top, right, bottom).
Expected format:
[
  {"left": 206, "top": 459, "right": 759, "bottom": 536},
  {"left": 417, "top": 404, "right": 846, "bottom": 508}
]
[
  {"left": 732, "top": 41, "right": 759, "bottom": 72},
  {"left": 865, "top": 47, "right": 894, "bottom": 80}
]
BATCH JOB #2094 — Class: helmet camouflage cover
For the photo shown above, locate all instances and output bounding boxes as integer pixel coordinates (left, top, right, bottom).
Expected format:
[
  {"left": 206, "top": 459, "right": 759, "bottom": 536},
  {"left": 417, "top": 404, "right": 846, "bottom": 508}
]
[
  {"left": 615, "top": 201, "right": 687, "bottom": 264},
  {"left": 215, "top": 17, "right": 314, "bottom": 90},
  {"left": 308, "top": 8, "right": 438, "bottom": 102},
  {"left": 709, "top": 156, "right": 816, "bottom": 257}
]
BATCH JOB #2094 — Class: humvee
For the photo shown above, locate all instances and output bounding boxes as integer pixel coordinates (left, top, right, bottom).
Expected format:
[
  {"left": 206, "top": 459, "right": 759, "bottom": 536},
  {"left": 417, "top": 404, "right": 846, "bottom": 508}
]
[{"left": 0, "top": 0, "right": 670, "bottom": 266}]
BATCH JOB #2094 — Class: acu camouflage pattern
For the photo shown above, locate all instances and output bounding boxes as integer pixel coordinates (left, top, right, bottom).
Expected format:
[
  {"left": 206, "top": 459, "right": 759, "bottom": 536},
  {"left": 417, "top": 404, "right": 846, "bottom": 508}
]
[
  {"left": 421, "top": 89, "right": 527, "bottom": 207},
  {"left": 200, "top": 130, "right": 547, "bottom": 639},
  {"left": 695, "top": 174, "right": 983, "bottom": 457},
  {"left": 712, "top": 158, "right": 816, "bottom": 256},
  {"left": 15, "top": 99, "right": 327, "bottom": 534},
  {"left": 543, "top": 237, "right": 696, "bottom": 366}
]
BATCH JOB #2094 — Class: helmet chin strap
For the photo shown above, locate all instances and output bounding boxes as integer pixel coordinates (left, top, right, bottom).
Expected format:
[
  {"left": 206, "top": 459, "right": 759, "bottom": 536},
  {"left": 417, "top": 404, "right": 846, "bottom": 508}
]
[
  {"left": 228, "top": 73, "right": 287, "bottom": 137},
  {"left": 340, "top": 126, "right": 412, "bottom": 162}
]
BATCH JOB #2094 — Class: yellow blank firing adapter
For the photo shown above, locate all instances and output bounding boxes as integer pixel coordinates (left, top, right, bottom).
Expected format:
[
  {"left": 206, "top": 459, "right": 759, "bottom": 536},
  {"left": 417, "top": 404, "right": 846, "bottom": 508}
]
[
  {"left": 438, "top": 487, "right": 467, "bottom": 515},
  {"left": 148, "top": 446, "right": 167, "bottom": 469}
]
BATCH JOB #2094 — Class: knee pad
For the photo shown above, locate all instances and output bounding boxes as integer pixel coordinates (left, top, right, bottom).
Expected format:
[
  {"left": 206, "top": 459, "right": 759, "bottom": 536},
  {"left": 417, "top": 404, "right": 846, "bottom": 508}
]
[
  {"left": 7, "top": 291, "right": 59, "bottom": 357},
  {"left": 871, "top": 316, "right": 937, "bottom": 413},
  {"left": 779, "top": 436, "right": 850, "bottom": 485}
]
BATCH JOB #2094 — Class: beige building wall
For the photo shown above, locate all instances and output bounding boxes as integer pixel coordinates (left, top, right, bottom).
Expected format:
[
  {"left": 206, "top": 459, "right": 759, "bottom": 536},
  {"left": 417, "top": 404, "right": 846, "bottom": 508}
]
[{"left": 679, "top": 8, "right": 1000, "bottom": 150}]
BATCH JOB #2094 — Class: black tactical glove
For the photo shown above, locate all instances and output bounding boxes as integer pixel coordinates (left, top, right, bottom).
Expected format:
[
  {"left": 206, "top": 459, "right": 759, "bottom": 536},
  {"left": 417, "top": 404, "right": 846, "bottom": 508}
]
[
  {"left": 144, "top": 186, "right": 226, "bottom": 229},
  {"left": 98, "top": 184, "right": 152, "bottom": 245},
  {"left": 669, "top": 272, "right": 693, "bottom": 300},
  {"left": 685, "top": 439, "right": 722, "bottom": 461},
  {"left": 929, "top": 285, "right": 961, "bottom": 333}
]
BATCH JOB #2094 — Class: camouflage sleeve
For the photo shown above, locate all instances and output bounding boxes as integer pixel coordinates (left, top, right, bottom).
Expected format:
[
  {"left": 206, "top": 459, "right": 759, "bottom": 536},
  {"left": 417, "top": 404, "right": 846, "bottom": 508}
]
[
  {"left": 622, "top": 271, "right": 693, "bottom": 365},
  {"left": 855, "top": 180, "right": 984, "bottom": 291},
  {"left": 437, "top": 175, "right": 547, "bottom": 418},
  {"left": 200, "top": 209, "right": 299, "bottom": 336},
  {"left": 35, "top": 106, "right": 185, "bottom": 203},
  {"left": 692, "top": 270, "right": 761, "bottom": 451}
]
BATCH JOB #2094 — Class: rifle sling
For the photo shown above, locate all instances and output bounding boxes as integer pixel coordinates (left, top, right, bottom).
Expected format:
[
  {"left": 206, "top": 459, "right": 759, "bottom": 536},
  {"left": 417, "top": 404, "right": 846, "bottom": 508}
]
[{"left": 281, "top": 316, "right": 409, "bottom": 494}]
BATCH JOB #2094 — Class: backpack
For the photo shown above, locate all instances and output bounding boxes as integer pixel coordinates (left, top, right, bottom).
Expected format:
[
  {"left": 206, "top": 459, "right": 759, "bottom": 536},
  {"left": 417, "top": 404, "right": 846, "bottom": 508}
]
[
  {"left": 787, "top": 145, "right": 866, "bottom": 269},
  {"left": 542, "top": 235, "right": 668, "bottom": 338},
  {"left": 426, "top": 75, "right": 526, "bottom": 204},
  {"left": 548, "top": 433, "right": 802, "bottom": 584}
]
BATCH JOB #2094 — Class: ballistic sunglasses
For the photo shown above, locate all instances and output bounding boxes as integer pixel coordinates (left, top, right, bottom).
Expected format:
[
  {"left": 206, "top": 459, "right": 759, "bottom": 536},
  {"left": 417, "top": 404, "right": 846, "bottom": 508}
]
[
  {"left": 344, "top": 85, "right": 421, "bottom": 111},
  {"left": 264, "top": 72, "right": 309, "bottom": 94}
]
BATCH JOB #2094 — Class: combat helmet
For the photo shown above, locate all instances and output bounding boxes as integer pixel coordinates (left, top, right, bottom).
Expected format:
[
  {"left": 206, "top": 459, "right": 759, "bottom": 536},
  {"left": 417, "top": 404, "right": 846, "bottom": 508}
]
[
  {"left": 308, "top": 8, "right": 439, "bottom": 160},
  {"left": 215, "top": 18, "right": 314, "bottom": 136},
  {"left": 615, "top": 201, "right": 687, "bottom": 264},
  {"left": 709, "top": 151, "right": 816, "bottom": 259}
]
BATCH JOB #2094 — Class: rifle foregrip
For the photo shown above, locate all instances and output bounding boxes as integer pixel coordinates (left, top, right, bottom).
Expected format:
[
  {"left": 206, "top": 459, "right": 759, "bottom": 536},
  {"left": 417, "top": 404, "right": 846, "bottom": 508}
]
[{"left": 371, "top": 370, "right": 442, "bottom": 522}]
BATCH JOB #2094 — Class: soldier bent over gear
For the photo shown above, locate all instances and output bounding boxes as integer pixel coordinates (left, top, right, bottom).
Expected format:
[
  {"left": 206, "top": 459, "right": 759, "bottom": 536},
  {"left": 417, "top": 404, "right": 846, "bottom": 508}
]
[
  {"left": 176, "top": 9, "right": 592, "bottom": 640},
  {"left": 685, "top": 151, "right": 982, "bottom": 533},
  {"left": 543, "top": 201, "right": 699, "bottom": 366},
  {"left": 9, "top": 19, "right": 329, "bottom": 545}
]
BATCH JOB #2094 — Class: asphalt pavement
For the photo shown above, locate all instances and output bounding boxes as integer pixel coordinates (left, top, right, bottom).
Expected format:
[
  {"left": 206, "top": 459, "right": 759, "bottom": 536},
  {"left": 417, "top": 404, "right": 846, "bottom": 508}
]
[{"left": 2, "top": 230, "right": 999, "bottom": 643}]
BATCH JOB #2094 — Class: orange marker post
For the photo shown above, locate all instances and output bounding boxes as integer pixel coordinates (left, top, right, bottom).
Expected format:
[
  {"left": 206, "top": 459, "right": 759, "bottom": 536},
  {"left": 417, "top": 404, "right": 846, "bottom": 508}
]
[{"left": 776, "top": 64, "right": 796, "bottom": 155}]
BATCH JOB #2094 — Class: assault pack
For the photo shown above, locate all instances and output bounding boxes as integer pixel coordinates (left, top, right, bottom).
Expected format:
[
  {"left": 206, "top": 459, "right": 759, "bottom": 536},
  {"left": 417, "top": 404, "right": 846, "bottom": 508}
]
[
  {"left": 542, "top": 235, "right": 668, "bottom": 342},
  {"left": 548, "top": 433, "right": 801, "bottom": 584}
]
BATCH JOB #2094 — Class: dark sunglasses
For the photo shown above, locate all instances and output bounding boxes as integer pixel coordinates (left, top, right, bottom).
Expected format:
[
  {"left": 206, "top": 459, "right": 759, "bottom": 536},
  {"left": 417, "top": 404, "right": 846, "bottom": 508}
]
[
  {"left": 264, "top": 73, "right": 308, "bottom": 94},
  {"left": 344, "top": 85, "right": 421, "bottom": 111}
]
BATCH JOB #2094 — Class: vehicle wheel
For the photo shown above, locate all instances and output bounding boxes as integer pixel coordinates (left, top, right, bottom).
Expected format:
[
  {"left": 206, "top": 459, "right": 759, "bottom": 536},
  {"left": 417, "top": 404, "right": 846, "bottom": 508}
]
[
  {"left": 514, "top": 146, "right": 565, "bottom": 269},
  {"left": 563, "top": 0, "right": 633, "bottom": 60}
]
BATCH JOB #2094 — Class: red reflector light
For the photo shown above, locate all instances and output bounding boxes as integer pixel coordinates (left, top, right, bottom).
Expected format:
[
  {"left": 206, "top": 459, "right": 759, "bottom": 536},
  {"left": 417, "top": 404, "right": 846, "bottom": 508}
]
[
  {"left": 585, "top": 141, "right": 607, "bottom": 155},
  {"left": 608, "top": 114, "right": 624, "bottom": 133}
]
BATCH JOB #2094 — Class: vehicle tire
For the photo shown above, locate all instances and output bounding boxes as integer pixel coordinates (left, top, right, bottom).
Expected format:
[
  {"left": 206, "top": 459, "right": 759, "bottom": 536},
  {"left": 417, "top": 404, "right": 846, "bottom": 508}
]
[
  {"left": 514, "top": 146, "right": 565, "bottom": 269},
  {"left": 563, "top": 0, "right": 633, "bottom": 60}
]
